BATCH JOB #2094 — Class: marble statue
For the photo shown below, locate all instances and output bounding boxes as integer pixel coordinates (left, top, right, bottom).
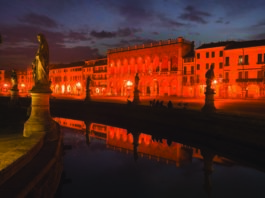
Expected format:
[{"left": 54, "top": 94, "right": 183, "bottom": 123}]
[
  {"left": 11, "top": 69, "right": 18, "bottom": 90},
  {"left": 135, "top": 73, "right": 139, "bottom": 90},
  {"left": 32, "top": 33, "right": 49, "bottom": 85},
  {"left": 205, "top": 64, "right": 215, "bottom": 90}
]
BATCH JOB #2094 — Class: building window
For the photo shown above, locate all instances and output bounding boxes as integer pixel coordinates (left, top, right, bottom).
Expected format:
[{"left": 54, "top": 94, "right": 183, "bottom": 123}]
[
  {"left": 219, "top": 62, "right": 223, "bottom": 69},
  {"left": 183, "top": 76, "right": 187, "bottom": 84},
  {"left": 196, "top": 75, "right": 200, "bottom": 83},
  {"left": 257, "top": 71, "right": 262, "bottom": 78},
  {"left": 225, "top": 72, "right": 229, "bottom": 79},
  {"left": 197, "top": 53, "right": 200, "bottom": 59},
  {"left": 225, "top": 57, "right": 229, "bottom": 66},
  {"left": 238, "top": 72, "right": 242, "bottom": 79},
  {"left": 184, "top": 66, "right": 187, "bottom": 75},
  {"left": 197, "top": 64, "right": 200, "bottom": 70},
  {"left": 191, "top": 66, "right": 194, "bottom": 74},
  {"left": 219, "top": 51, "right": 223, "bottom": 57},
  {"left": 206, "top": 63, "right": 209, "bottom": 70},
  {"left": 257, "top": 54, "right": 262, "bottom": 64},
  {"left": 206, "top": 52, "right": 209, "bottom": 58},
  {"left": 190, "top": 76, "right": 194, "bottom": 84},
  {"left": 245, "top": 71, "right": 248, "bottom": 79},
  {"left": 244, "top": 55, "right": 249, "bottom": 65},
  {"left": 212, "top": 52, "right": 215, "bottom": 58},
  {"left": 238, "top": 55, "right": 243, "bottom": 65}
]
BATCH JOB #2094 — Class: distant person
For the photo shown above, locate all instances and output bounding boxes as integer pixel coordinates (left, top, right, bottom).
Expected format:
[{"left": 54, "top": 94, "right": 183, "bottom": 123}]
[
  {"left": 167, "top": 100, "right": 173, "bottom": 109},
  {"left": 155, "top": 100, "right": 160, "bottom": 107}
]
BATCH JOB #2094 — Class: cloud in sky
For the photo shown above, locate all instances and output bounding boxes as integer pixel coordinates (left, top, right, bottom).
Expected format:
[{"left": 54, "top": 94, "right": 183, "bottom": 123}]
[
  {"left": 18, "top": 12, "right": 58, "bottom": 28},
  {"left": 179, "top": 5, "right": 211, "bottom": 24},
  {"left": 0, "top": 0, "right": 265, "bottom": 69},
  {"left": 90, "top": 28, "right": 142, "bottom": 39}
]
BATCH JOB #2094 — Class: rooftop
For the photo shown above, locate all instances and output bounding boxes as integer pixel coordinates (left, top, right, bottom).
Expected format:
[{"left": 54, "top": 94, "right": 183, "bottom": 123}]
[
  {"left": 225, "top": 39, "right": 265, "bottom": 50},
  {"left": 197, "top": 41, "right": 235, "bottom": 49}
]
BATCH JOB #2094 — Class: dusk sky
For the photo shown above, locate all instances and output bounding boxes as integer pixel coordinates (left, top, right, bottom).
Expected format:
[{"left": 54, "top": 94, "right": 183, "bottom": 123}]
[{"left": 0, "top": 0, "right": 265, "bottom": 70}]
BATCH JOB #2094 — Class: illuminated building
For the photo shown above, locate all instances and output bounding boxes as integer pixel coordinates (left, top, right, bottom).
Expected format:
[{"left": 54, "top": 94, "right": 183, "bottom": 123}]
[
  {"left": 1, "top": 38, "right": 265, "bottom": 99},
  {"left": 187, "top": 40, "right": 265, "bottom": 98},
  {"left": 0, "top": 69, "right": 7, "bottom": 92},
  {"left": 107, "top": 37, "right": 194, "bottom": 97},
  {"left": 85, "top": 58, "right": 107, "bottom": 95},
  {"left": 49, "top": 61, "right": 85, "bottom": 95},
  {"left": 16, "top": 69, "right": 27, "bottom": 93}
]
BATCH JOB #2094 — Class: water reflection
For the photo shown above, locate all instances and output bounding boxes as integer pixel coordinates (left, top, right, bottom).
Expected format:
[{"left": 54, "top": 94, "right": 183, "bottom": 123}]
[{"left": 55, "top": 117, "right": 254, "bottom": 198}]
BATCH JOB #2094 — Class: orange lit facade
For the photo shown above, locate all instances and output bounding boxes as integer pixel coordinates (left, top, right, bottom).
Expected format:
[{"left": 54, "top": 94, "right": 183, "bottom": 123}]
[
  {"left": 184, "top": 40, "right": 265, "bottom": 98},
  {"left": 1, "top": 38, "right": 265, "bottom": 99},
  {"left": 48, "top": 59, "right": 107, "bottom": 96},
  {"left": 107, "top": 37, "right": 193, "bottom": 97},
  {"left": 85, "top": 58, "right": 107, "bottom": 95},
  {"left": 0, "top": 69, "right": 8, "bottom": 92}
]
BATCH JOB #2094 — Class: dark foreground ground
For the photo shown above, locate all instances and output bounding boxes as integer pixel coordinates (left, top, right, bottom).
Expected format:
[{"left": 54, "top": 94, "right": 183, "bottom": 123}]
[{"left": 1, "top": 96, "right": 265, "bottom": 173}]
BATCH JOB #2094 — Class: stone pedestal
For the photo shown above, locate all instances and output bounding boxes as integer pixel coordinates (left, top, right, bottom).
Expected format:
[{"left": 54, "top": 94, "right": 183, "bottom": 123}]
[
  {"left": 133, "top": 89, "right": 140, "bottom": 104},
  {"left": 201, "top": 89, "right": 216, "bottom": 113},
  {"left": 9, "top": 88, "right": 19, "bottom": 106},
  {"left": 23, "top": 86, "right": 59, "bottom": 141},
  {"left": 85, "top": 89, "right": 91, "bottom": 102}
]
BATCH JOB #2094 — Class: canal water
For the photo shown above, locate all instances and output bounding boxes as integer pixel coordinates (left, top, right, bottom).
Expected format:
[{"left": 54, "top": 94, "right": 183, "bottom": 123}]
[{"left": 55, "top": 118, "right": 265, "bottom": 198}]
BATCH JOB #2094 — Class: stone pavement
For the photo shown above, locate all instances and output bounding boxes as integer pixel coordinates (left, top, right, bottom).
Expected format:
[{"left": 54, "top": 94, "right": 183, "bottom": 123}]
[{"left": 0, "top": 105, "right": 45, "bottom": 185}]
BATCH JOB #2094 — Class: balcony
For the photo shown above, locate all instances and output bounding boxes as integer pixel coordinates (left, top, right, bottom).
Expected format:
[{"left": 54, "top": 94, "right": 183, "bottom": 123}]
[
  {"left": 236, "top": 78, "right": 263, "bottom": 83},
  {"left": 93, "top": 69, "right": 107, "bottom": 73}
]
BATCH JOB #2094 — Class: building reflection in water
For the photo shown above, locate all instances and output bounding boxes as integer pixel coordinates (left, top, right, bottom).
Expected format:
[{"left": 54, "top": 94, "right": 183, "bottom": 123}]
[{"left": 54, "top": 117, "right": 233, "bottom": 197}]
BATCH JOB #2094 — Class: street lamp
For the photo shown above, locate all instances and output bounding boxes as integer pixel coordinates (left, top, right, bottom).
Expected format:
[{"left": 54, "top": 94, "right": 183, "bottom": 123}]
[
  {"left": 21, "top": 83, "right": 25, "bottom": 93},
  {"left": 76, "top": 82, "right": 81, "bottom": 96}
]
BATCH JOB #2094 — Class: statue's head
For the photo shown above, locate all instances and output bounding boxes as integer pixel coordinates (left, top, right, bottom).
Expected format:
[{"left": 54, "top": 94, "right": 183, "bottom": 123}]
[
  {"left": 210, "top": 64, "right": 214, "bottom": 70},
  {"left": 37, "top": 33, "right": 45, "bottom": 43}
]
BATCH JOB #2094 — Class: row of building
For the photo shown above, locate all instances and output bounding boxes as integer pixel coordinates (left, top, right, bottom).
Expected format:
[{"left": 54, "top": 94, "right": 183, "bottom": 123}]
[{"left": 1, "top": 36, "right": 265, "bottom": 98}]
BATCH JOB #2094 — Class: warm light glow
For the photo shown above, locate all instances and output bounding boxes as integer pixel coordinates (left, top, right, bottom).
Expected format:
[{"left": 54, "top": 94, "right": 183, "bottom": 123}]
[
  {"left": 213, "top": 80, "right": 217, "bottom": 84},
  {"left": 96, "top": 88, "right": 99, "bottom": 93},
  {"left": 21, "top": 83, "right": 25, "bottom": 87},
  {"left": 4, "top": 83, "right": 8, "bottom": 87},
  {"left": 126, "top": 80, "right": 133, "bottom": 86},
  {"left": 76, "top": 82, "right": 81, "bottom": 87}
]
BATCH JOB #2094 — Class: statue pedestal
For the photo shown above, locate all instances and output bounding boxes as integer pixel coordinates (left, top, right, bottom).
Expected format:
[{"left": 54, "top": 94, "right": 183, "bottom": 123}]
[
  {"left": 133, "top": 89, "right": 140, "bottom": 105},
  {"left": 23, "top": 87, "right": 59, "bottom": 141},
  {"left": 201, "top": 89, "right": 216, "bottom": 113},
  {"left": 9, "top": 88, "right": 19, "bottom": 106},
  {"left": 85, "top": 90, "right": 91, "bottom": 102}
]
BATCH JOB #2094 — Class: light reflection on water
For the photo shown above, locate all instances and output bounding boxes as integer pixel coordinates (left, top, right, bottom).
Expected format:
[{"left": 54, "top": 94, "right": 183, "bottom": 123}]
[{"left": 55, "top": 118, "right": 265, "bottom": 198}]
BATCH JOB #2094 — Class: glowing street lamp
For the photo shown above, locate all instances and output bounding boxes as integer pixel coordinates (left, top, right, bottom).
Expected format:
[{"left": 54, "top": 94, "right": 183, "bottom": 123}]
[
  {"left": 76, "top": 82, "right": 81, "bottom": 95},
  {"left": 126, "top": 80, "right": 133, "bottom": 87}
]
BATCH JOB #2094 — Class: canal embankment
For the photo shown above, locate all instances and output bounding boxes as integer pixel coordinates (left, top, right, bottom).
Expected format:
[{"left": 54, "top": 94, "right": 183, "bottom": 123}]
[{"left": 0, "top": 100, "right": 63, "bottom": 197}]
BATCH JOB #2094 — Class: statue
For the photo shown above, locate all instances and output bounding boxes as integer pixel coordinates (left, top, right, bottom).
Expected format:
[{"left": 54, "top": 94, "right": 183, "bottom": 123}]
[
  {"left": 11, "top": 69, "right": 18, "bottom": 90},
  {"left": 205, "top": 64, "right": 215, "bottom": 91},
  {"left": 202, "top": 64, "right": 216, "bottom": 112},
  {"left": 133, "top": 73, "right": 140, "bottom": 104},
  {"left": 85, "top": 76, "right": 92, "bottom": 101},
  {"left": 86, "top": 76, "right": 91, "bottom": 91},
  {"left": 135, "top": 73, "right": 139, "bottom": 90},
  {"left": 32, "top": 33, "right": 49, "bottom": 85}
]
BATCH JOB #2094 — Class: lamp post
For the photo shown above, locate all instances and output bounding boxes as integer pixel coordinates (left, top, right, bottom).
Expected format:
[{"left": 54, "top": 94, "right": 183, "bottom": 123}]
[{"left": 76, "top": 82, "right": 81, "bottom": 96}]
